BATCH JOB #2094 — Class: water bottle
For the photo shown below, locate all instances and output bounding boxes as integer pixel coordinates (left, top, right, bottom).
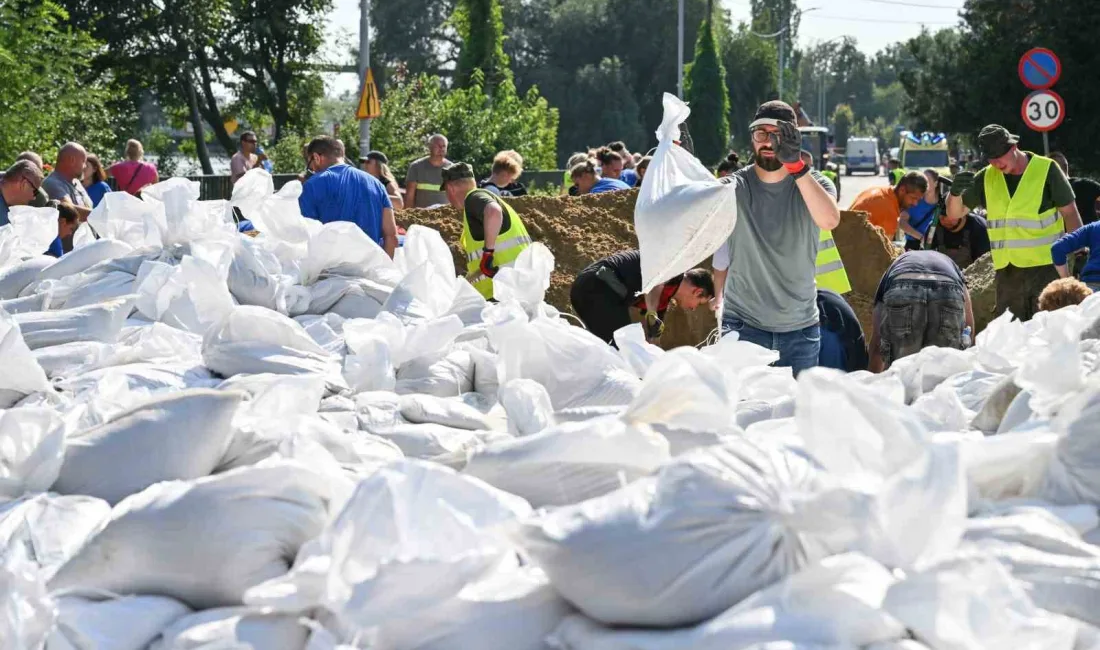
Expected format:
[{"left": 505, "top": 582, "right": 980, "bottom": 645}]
[{"left": 962, "top": 325, "right": 972, "bottom": 348}]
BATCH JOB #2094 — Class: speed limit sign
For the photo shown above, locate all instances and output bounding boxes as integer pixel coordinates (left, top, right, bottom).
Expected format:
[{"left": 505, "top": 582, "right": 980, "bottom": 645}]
[{"left": 1021, "top": 89, "right": 1065, "bottom": 132}]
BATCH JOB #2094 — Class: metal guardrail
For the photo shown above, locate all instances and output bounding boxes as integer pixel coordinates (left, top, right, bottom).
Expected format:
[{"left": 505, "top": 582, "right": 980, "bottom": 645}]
[{"left": 110, "top": 170, "right": 568, "bottom": 201}]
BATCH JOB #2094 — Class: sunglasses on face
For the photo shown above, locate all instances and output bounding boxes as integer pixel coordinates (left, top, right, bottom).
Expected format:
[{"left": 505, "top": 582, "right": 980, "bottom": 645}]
[
  {"left": 242, "top": 139, "right": 257, "bottom": 144},
  {"left": 23, "top": 177, "right": 40, "bottom": 194}
]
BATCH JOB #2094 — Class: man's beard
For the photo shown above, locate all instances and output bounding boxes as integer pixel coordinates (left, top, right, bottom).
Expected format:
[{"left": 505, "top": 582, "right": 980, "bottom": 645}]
[{"left": 754, "top": 149, "right": 782, "bottom": 171}]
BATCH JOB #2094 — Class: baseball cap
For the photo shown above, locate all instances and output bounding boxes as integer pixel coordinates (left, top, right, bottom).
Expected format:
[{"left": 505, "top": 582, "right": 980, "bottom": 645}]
[
  {"left": 749, "top": 100, "right": 798, "bottom": 129},
  {"left": 440, "top": 162, "right": 475, "bottom": 186},
  {"left": 978, "top": 124, "right": 1019, "bottom": 159},
  {"left": 359, "top": 150, "right": 389, "bottom": 165}
]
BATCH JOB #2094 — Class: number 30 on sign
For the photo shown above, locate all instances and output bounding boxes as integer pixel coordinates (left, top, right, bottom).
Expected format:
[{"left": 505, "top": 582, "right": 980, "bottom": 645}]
[{"left": 1021, "top": 89, "right": 1065, "bottom": 132}]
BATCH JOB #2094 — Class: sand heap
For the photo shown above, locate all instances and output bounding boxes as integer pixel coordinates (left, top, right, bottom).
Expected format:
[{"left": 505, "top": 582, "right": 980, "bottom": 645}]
[
  {"left": 401, "top": 196, "right": 900, "bottom": 347},
  {"left": 964, "top": 253, "right": 997, "bottom": 333}
]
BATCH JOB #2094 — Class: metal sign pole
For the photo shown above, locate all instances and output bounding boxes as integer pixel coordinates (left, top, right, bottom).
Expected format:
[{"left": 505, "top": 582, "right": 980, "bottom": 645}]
[
  {"left": 358, "top": 0, "right": 372, "bottom": 154},
  {"left": 1042, "top": 131, "right": 1049, "bottom": 156},
  {"left": 677, "top": 0, "right": 684, "bottom": 99}
]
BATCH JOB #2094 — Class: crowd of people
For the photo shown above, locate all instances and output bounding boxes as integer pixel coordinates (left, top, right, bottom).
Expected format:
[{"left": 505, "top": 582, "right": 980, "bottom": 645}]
[{"left": 5, "top": 113, "right": 1097, "bottom": 380}]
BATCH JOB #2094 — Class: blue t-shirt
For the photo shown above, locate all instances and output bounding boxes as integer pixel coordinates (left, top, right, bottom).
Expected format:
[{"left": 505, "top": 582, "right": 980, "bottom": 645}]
[
  {"left": 86, "top": 181, "right": 112, "bottom": 207},
  {"left": 904, "top": 199, "right": 937, "bottom": 243},
  {"left": 1052, "top": 221, "right": 1100, "bottom": 283},
  {"left": 45, "top": 237, "right": 64, "bottom": 258},
  {"left": 589, "top": 178, "right": 632, "bottom": 194},
  {"left": 620, "top": 169, "right": 639, "bottom": 187},
  {"left": 298, "top": 163, "right": 393, "bottom": 245}
]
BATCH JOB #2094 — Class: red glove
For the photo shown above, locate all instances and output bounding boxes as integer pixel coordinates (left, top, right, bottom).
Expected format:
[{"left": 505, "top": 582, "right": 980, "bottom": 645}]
[{"left": 479, "top": 249, "right": 498, "bottom": 278}]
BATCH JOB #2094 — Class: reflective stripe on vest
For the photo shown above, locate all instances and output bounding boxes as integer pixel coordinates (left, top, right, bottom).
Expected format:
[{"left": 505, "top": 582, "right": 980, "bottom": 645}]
[
  {"left": 465, "top": 235, "right": 534, "bottom": 262},
  {"left": 984, "top": 153, "right": 1063, "bottom": 270},
  {"left": 416, "top": 183, "right": 442, "bottom": 192},
  {"left": 815, "top": 229, "right": 851, "bottom": 294},
  {"left": 460, "top": 188, "right": 533, "bottom": 299}
]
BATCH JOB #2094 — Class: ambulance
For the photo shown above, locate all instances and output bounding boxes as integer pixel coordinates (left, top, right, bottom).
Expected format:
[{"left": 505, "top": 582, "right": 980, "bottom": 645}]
[{"left": 898, "top": 131, "right": 950, "bottom": 177}]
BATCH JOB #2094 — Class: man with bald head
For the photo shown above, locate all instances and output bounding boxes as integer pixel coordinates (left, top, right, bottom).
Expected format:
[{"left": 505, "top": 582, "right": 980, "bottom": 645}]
[
  {"left": 43, "top": 142, "right": 93, "bottom": 220},
  {"left": 404, "top": 133, "right": 451, "bottom": 208},
  {"left": 0, "top": 160, "right": 45, "bottom": 226}
]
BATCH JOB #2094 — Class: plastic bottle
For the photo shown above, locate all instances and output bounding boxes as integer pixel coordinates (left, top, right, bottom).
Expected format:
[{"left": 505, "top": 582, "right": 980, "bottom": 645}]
[{"left": 962, "top": 325, "right": 972, "bottom": 348}]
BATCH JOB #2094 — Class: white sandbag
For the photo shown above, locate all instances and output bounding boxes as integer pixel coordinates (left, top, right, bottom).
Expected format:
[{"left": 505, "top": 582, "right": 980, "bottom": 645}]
[
  {"left": 489, "top": 311, "right": 640, "bottom": 409},
  {"left": 301, "top": 221, "right": 395, "bottom": 285},
  {"left": 499, "top": 379, "right": 556, "bottom": 436},
  {"left": 395, "top": 349, "right": 476, "bottom": 397},
  {"left": 795, "top": 368, "right": 967, "bottom": 569},
  {"left": 882, "top": 554, "right": 1077, "bottom": 650},
  {"left": 371, "top": 422, "right": 499, "bottom": 459},
  {"left": 295, "top": 313, "right": 347, "bottom": 355},
  {"left": 13, "top": 297, "right": 134, "bottom": 349},
  {"left": 517, "top": 438, "right": 862, "bottom": 627},
  {"left": 964, "top": 508, "right": 1100, "bottom": 559},
  {"left": 227, "top": 235, "right": 308, "bottom": 315},
  {"left": 0, "top": 407, "right": 64, "bottom": 499},
  {"left": 49, "top": 461, "right": 332, "bottom": 609},
  {"left": 1037, "top": 386, "right": 1100, "bottom": 506},
  {"left": 52, "top": 389, "right": 243, "bottom": 505},
  {"left": 548, "top": 554, "right": 905, "bottom": 650},
  {"left": 56, "top": 270, "right": 136, "bottom": 309},
  {"left": 245, "top": 460, "right": 531, "bottom": 632},
  {"left": 37, "top": 239, "right": 135, "bottom": 283},
  {"left": 614, "top": 323, "right": 666, "bottom": 379},
  {"left": 0, "top": 493, "right": 110, "bottom": 580},
  {"left": 48, "top": 594, "right": 190, "bottom": 650},
  {"left": 0, "top": 207, "right": 61, "bottom": 268},
  {"left": 149, "top": 606, "right": 309, "bottom": 650},
  {"left": 372, "top": 564, "right": 572, "bottom": 650},
  {"left": 400, "top": 393, "right": 493, "bottom": 430},
  {"left": 0, "top": 551, "right": 56, "bottom": 650},
  {"left": 307, "top": 276, "right": 390, "bottom": 318},
  {"left": 353, "top": 391, "right": 405, "bottom": 432},
  {"left": 55, "top": 362, "right": 218, "bottom": 403},
  {"left": 0, "top": 256, "right": 54, "bottom": 299},
  {"left": 634, "top": 93, "right": 737, "bottom": 291},
  {"left": 77, "top": 189, "right": 166, "bottom": 249},
  {"left": 492, "top": 243, "right": 555, "bottom": 310},
  {"left": 0, "top": 292, "right": 48, "bottom": 314},
  {"left": 134, "top": 254, "right": 234, "bottom": 334},
  {"left": 0, "top": 307, "right": 52, "bottom": 407},
  {"left": 202, "top": 305, "right": 345, "bottom": 389}
]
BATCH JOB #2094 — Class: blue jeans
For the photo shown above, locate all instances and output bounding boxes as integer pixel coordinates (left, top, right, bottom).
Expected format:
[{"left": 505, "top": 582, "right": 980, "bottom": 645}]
[{"left": 722, "top": 315, "right": 821, "bottom": 377}]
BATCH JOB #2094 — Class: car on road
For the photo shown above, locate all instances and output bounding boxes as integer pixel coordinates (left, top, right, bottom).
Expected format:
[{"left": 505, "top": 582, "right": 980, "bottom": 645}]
[{"left": 845, "top": 137, "right": 880, "bottom": 175}]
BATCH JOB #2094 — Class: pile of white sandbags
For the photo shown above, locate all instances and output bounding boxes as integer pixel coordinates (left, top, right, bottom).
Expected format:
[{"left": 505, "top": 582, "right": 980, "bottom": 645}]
[{"left": 3, "top": 169, "right": 1100, "bottom": 650}]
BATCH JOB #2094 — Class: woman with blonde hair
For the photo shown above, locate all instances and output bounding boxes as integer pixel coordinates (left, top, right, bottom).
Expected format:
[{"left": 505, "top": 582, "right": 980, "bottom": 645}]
[
  {"left": 359, "top": 150, "right": 404, "bottom": 209},
  {"left": 82, "top": 153, "right": 112, "bottom": 206},
  {"left": 563, "top": 151, "right": 591, "bottom": 195},
  {"left": 479, "top": 150, "right": 527, "bottom": 197},
  {"left": 108, "top": 138, "right": 158, "bottom": 195}
]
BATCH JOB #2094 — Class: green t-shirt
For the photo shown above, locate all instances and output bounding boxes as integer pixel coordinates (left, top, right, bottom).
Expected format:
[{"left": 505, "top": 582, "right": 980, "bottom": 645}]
[
  {"left": 962, "top": 153, "right": 1075, "bottom": 214},
  {"left": 463, "top": 189, "right": 512, "bottom": 242}
]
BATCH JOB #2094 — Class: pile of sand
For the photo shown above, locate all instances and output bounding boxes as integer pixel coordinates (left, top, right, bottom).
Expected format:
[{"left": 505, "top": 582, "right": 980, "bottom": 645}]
[
  {"left": 964, "top": 253, "right": 997, "bottom": 332},
  {"left": 400, "top": 196, "right": 901, "bottom": 347}
]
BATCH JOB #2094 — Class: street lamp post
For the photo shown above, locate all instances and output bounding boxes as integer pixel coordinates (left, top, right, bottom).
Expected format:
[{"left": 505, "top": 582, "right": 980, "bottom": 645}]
[{"left": 753, "top": 7, "right": 818, "bottom": 102}]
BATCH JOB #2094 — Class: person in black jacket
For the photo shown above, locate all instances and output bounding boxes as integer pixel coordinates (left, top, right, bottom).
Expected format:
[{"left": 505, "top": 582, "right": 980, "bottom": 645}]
[{"left": 816, "top": 289, "right": 868, "bottom": 372}]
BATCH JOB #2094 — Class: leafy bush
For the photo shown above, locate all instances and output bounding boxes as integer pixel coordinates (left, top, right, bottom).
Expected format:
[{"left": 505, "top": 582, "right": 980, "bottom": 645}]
[
  {"left": 144, "top": 128, "right": 181, "bottom": 178},
  {"left": 350, "top": 71, "right": 558, "bottom": 180},
  {"left": 268, "top": 134, "right": 310, "bottom": 174}
]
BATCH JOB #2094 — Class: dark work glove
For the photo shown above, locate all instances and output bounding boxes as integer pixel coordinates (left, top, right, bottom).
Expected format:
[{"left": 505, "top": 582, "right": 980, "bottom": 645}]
[
  {"left": 644, "top": 311, "right": 664, "bottom": 342},
  {"left": 950, "top": 171, "right": 975, "bottom": 197},
  {"left": 770, "top": 121, "right": 804, "bottom": 166},
  {"left": 479, "top": 249, "right": 498, "bottom": 278}
]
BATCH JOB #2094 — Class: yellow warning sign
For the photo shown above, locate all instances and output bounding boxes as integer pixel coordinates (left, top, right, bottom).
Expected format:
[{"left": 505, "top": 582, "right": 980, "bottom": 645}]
[{"left": 356, "top": 69, "right": 382, "bottom": 120}]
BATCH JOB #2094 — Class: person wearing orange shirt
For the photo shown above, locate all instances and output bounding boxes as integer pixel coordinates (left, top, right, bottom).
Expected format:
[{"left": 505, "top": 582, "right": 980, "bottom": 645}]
[{"left": 849, "top": 172, "right": 928, "bottom": 240}]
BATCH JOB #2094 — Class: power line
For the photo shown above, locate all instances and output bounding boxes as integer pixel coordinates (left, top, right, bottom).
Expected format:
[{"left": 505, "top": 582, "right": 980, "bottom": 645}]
[
  {"left": 844, "top": 0, "right": 963, "bottom": 8},
  {"left": 813, "top": 14, "right": 958, "bottom": 25}
]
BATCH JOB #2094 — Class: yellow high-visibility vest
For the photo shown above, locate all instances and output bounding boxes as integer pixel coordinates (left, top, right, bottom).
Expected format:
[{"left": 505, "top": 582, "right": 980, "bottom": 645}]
[
  {"left": 816, "top": 229, "right": 851, "bottom": 294},
  {"left": 984, "top": 153, "right": 1063, "bottom": 270},
  {"left": 460, "top": 188, "right": 533, "bottom": 299},
  {"left": 890, "top": 168, "right": 906, "bottom": 185}
]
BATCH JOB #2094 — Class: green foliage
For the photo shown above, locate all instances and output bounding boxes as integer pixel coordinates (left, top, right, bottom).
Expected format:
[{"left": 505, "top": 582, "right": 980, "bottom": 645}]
[
  {"left": 684, "top": 12, "right": 731, "bottom": 166},
  {"left": 722, "top": 23, "right": 777, "bottom": 148},
  {"left": 144, "top": 128, "right": 182, "bottom": 178},
  {"left": 832, "top": 104, "right": 854, "bottom": 147},
  {"left": 557, "top": 57, "right": 647, "bottom": 162},
  {"left": 0, "top": 1, "right": 134, "bottom": 164},
  {"left": 453, "top": 0, "right": 511, "bottom": 91},
  {"left": 360, "top": 72, "right": 557, "bottom": 178},
  {"left": 268, "top": 134, "right": 309, "bottom": 174}
]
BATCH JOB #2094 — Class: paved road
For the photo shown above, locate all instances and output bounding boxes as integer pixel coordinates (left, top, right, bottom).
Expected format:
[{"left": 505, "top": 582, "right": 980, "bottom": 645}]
[{"left": 836, "top": 170, "right": 891, "bottom": 209}]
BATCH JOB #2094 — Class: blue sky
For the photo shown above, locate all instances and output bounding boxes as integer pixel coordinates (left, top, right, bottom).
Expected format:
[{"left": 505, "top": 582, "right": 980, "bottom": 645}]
[{"left": 324, "top": 0, "right": 965, "bottom": 95}]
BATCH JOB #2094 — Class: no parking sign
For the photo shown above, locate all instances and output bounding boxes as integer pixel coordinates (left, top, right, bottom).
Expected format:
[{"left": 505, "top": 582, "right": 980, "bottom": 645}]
[
  {"left": 1018, "top": 48, "right": 1064, "bottom": 151},
  {"left": 1018, "top": 47, "right": 1061, "bottom": 90}
]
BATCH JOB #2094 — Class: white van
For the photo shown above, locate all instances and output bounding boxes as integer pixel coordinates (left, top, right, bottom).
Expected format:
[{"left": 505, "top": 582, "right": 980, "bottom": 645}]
[{"left": 845, "top": 137, "right": 880, "bottom": 175}]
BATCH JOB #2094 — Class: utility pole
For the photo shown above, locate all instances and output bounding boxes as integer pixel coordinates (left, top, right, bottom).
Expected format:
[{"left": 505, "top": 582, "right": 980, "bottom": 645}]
[
  {"left": 753, "top": 7, "right": 818, "bottom": 104},
  {"left": 358, "top": 0, "right": 372, "bottom": 154},
  {"left": 677, "top": 0, "right": 685, "bottom": 98}
]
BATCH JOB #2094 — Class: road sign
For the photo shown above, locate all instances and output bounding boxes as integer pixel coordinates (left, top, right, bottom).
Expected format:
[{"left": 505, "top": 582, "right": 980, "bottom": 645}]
[
  {"left": 356, "top": 68, "right": 382, "bottom": 120},
  {"left": 1021, "top": 89, "right": 1065, "bottom": 132},
  {"left": 1018, "top": 48, "right": 1061, "bottom": 90}
]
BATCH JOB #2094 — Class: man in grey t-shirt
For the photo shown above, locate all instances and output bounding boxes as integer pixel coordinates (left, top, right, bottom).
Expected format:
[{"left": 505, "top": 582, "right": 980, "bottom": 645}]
[
  {"left": 43, "top": 142, "right": 93, "bottom": 217},
  {"left": 711, "top": 101, "right": 841, "bottom": 376},
  {"left": 405, "top": 134, "right": 451, "bottom": 208}
]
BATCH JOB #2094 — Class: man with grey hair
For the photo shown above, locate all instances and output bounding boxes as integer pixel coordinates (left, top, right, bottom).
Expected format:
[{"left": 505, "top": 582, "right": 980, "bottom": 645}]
[
  {"left": 404, "top": 133, "right": 450, "bottom": 208},
  {"left": 0, "top": 160, "right": 46, "bottom": 226},
  {"left": 14, "top": 151, "right": 51, "bottom": 207},
  {"left": 43, "top": 142, "right": 93, "bottom": 220}
]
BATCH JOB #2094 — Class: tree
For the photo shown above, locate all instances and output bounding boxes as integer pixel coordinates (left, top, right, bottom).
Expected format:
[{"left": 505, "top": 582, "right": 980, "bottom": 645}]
[
  {"left": 0, "top": 1, "right": 133, "bottom": 163},
  {"left": 832, "top": 104, "right": 853, "bottom": 148},
  {"left": 557, "top": 58, "right": 647, "bottom": 162},
  {"left": 722, "top": 23, "right": 777, "bottom": 151},
  {"left": 751, "top": 0, "right": 800, "bottom": 102},
  {"left": 684, "top": 3, "right": 731, "bottom": 166},
  {"left": 453, "top": 0, "right": 511, "bottom": 91}
]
